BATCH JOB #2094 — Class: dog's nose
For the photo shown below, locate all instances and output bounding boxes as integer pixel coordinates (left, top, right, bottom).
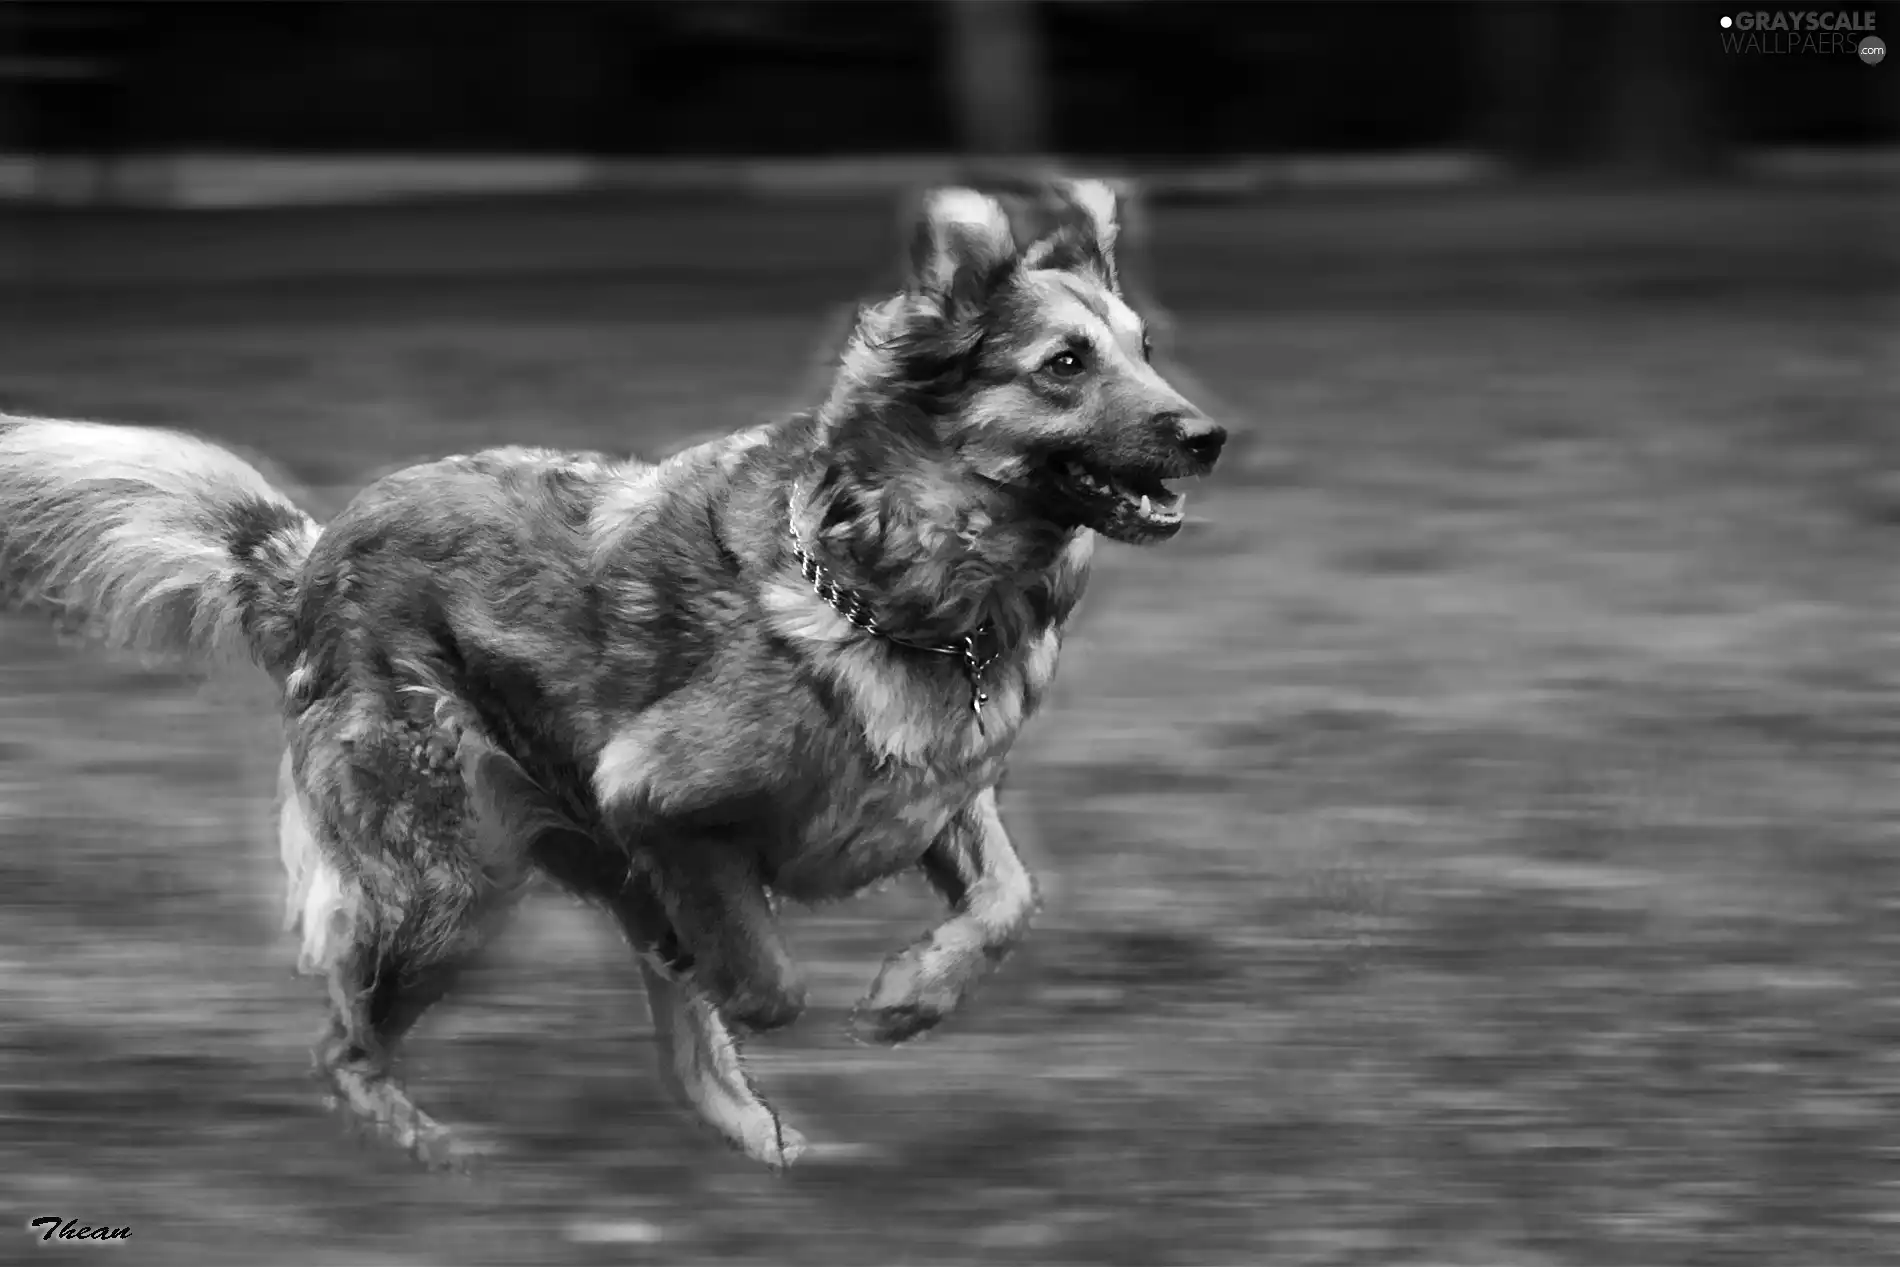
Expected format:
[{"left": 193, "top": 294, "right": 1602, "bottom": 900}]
[{"left": 1167, "top": 414, "right": 1226, "bottom": 467}]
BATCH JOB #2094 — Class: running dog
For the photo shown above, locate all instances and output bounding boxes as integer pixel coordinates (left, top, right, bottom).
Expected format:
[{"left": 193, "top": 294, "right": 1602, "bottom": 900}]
[{"left": 0, "top": 178, "right": 1225, "bottom": 1170}]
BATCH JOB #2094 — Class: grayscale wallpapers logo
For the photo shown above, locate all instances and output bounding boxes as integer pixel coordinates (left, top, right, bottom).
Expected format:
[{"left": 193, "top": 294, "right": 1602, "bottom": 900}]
[{"left": 1718, "top": 10, "right": 1883, "bottom": 58}]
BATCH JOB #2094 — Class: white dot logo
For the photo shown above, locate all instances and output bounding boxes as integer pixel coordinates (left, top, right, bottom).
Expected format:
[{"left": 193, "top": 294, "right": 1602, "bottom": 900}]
[{"left": 1720, "top": 15, "right": 1733, "bottom": 27}]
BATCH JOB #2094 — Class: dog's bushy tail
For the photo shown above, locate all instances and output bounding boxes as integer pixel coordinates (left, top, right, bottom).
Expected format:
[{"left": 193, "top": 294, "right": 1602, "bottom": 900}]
[{"left": 0, "top": 414, "right": 321, "bottom": 676}]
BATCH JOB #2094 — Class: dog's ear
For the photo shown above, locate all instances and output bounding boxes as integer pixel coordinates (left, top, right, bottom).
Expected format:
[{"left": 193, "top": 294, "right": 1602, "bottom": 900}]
[
  {"left": 1015, "top": 176, "right": 1128, "bottom": 292},
  {"left": 1060, "top": 177, "right": 1124, "bottom": 264},
  {"left": 907, "top": 187, "right": 1018, "bottom": 298}
]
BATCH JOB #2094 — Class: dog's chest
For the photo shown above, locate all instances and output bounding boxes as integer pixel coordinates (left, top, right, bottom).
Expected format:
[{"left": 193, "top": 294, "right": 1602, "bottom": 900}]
[
  {"left": 766, "top": 750, "right": 1008, "bottom": 900},
  {"left": 752, "top": 610, "right": 1065, "bottom": 899}
]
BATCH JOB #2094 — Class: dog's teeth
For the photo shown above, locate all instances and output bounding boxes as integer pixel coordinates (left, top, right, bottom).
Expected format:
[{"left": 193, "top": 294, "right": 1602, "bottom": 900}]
[{"left": 1139, "top": 494, "right": 1152, "bottom": 516}]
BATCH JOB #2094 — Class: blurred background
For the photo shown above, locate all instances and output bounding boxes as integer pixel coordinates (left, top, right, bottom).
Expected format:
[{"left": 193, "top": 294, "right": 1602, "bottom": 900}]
[{"left": 0, "top": 2, "right": 1895, "bottom": 1264}]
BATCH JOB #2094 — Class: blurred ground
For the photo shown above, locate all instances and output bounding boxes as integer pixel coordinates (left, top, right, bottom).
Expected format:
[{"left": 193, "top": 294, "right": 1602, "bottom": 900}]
[{"left": 0, "top": 182, "right": 1896, "bottom": 1266}]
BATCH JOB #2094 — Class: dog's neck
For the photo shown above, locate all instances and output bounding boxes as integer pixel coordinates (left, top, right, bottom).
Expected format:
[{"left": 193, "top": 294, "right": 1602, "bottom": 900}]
[{"left": 790, "top": 406, "right": 1082, "bottom": 652}]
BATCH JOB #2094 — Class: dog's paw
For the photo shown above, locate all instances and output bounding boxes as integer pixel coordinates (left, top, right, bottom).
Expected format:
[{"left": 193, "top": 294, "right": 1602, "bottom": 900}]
[
  {"left": 709, "top": 971, "right": 809, "bottom": 1034},
  {"left": 410, "top": 1120, "right": 497, "bottom": 1177},
  {"left": 716, "top": 1108, "right": 807, "bottom": 1172},
  {"left": 848, "top": 945, "right": 966, "bottom": 1046},
  {"left": 847, "top": 1000, "right": 941, "bottom": 1047},
  {"left": 321, "top": 1071, "right": 493, "bottom": 1176},
  {"left": 761, "top": 1119, "right": 808, "bottom": 1173}
]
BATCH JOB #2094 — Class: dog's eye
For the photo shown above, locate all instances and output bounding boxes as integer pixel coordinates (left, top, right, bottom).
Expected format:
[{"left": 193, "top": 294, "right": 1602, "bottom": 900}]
[
  {"left": 1044, "top": 351, "right": 1086, "bottom": 379},
  {"left": 1140, "top": 333, "right": 1154, "bottom": 363}
]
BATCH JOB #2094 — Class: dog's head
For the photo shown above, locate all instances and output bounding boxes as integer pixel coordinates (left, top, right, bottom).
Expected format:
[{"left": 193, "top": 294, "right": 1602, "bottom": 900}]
[{"left": 827, "top": 179, "right": 1224, "bottom": 546}]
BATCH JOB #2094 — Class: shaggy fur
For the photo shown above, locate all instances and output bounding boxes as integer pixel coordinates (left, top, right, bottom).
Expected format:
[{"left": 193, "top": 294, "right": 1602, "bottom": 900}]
[{"left": 0, "top": 179, "right": 1225, "bottom": 1171}]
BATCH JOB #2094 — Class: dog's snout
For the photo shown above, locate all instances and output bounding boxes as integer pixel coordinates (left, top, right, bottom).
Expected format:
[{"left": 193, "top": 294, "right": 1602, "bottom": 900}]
[{"left": 1165, "top": 414, "right": 1226, "bottom": 467}]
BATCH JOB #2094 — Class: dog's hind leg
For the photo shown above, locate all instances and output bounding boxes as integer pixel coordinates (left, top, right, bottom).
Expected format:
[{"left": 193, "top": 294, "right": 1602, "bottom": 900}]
[
  {"left": 850, "top": 786, "right": 1040, "bottom": 1045},
  {"left": 313, "top": 932, "right": 499, "bottom": 1171},
  {"left": 282, "top": 742, "right": 519, "bottom": 1171}
]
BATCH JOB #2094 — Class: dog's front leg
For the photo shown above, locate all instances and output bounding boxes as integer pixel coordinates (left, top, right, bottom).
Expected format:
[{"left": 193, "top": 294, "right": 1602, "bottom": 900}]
[
  {"left": 850, "top": 786, "right": 1039, "bottom": 1045},
  {"left": 646, "top": 833, "right": 808, "bottom": 1035},
  {"left": 637, "top": 953, "right": 807, "bottom": 1171},
  {"left": 594, "top": 740, "right": 806, "bottom": 1034},
  {"left": 546, "top": 845, "right": 805, "bottom": 1171}
]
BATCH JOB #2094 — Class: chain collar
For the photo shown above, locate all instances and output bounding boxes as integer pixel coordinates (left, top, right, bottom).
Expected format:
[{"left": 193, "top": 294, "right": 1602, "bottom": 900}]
[{"left": 788, "top": 484, "right": 1000, "bottom": 716}]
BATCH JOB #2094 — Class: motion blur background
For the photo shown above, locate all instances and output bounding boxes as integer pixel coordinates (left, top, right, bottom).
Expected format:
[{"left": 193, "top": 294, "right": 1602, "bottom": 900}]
[{"left": 0, "top": 2, "right": 1894, "bottom": 1264}]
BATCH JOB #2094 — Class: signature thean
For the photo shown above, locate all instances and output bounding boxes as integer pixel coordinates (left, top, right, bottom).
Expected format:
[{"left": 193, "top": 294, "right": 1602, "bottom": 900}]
[{"left": 28, "top": 1216, "right": 131, "bottom": 1244}]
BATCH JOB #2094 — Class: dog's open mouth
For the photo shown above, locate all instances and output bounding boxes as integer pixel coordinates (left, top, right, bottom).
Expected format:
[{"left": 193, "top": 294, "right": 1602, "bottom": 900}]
[{"left": 1053, "top": 459, "right": 1187, "bottom": 543}]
